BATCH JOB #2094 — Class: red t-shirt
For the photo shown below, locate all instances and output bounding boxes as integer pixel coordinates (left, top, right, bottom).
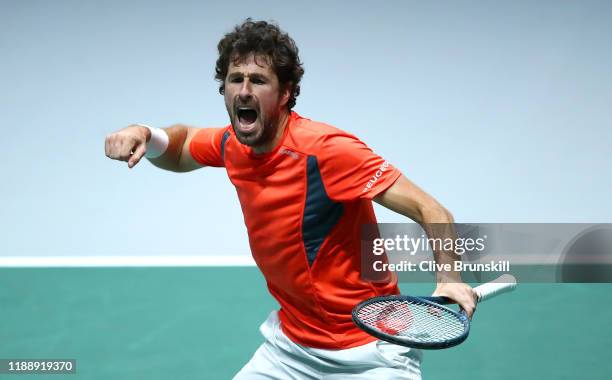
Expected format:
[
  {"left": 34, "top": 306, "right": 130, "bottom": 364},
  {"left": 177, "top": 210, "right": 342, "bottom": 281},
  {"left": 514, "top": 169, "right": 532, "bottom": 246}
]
[{"left": 190, "top": 112, "right": 401, "bottom": 349}]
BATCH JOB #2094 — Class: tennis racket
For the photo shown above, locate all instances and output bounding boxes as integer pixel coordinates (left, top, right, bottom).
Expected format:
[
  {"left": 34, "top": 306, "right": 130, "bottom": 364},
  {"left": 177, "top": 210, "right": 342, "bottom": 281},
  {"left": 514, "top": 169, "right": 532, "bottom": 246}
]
[{"left": 352, "top": 274, "right": 517, "bottom": 349}]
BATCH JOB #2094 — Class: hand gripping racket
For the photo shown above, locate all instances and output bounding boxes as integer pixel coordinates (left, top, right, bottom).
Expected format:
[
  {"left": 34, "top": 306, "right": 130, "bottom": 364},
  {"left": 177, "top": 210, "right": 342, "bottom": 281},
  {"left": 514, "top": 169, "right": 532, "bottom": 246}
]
[{"left": 352, "top": 274, "right": 517, "bottom": 349}]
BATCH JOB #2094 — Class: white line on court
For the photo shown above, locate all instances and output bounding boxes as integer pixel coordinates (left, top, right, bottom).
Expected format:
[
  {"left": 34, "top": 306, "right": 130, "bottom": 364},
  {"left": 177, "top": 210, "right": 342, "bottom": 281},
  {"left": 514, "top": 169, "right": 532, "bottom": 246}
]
[{"left": 0, "top": 255, "right": 257, "bottom": 267}]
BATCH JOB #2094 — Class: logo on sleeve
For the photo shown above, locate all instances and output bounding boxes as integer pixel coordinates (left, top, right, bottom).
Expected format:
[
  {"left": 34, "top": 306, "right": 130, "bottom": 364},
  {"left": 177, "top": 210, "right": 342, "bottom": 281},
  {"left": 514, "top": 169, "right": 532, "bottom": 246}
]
[{"left": 362, "top": 161, "right": 391, "bottom": 193}]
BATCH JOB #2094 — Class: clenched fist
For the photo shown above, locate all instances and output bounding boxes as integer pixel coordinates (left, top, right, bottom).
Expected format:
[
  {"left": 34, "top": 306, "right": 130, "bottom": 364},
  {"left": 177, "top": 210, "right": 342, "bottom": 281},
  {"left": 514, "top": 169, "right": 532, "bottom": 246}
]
[{"left": 104, "top": 125, "right": 151, "bottom": 168}]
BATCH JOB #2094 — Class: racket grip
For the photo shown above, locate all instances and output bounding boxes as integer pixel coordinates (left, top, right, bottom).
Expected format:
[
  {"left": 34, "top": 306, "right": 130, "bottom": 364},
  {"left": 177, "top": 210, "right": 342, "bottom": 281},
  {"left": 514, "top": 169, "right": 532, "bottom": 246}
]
[{"left": 474, "top": 274, "right": 517, "bottom": 303}]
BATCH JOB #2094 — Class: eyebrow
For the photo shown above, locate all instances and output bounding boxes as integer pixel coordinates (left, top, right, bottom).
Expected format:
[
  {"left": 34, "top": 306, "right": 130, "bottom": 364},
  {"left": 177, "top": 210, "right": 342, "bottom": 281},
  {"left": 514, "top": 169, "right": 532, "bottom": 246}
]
[
  {"left": 227, "top": 72, "right": 270, "bottom": 80},
  {"left": 249, "top": 73, "right": 268, "bottom": 80}
]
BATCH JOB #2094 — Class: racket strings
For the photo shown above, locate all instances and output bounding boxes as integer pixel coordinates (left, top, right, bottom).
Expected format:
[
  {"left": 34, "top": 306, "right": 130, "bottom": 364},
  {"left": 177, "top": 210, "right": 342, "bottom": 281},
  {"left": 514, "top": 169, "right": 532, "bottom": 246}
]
[{"left": 357, "top": 300, "right": 466, "bottom": 343}]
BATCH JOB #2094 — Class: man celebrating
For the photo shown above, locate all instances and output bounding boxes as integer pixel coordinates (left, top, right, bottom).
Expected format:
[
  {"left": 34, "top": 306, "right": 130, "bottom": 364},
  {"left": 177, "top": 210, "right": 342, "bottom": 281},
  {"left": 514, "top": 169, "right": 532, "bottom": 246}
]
[{"left": 105, "top": 19, "right": 475, "bottom": 379}]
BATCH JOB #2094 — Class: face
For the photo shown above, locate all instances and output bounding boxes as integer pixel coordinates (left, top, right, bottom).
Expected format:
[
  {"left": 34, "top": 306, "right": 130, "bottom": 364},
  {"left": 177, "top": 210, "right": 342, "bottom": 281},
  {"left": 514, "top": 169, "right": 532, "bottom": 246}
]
[{"left": 224, "top": 53, "right": 290, "bottom": 152}]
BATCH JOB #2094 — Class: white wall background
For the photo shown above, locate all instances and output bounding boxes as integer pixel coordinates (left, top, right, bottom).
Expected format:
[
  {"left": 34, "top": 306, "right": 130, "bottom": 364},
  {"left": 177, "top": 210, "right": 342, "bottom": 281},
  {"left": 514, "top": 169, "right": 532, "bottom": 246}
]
[{"left": 1, "top": 0, "right": 610, "bottom": 258}]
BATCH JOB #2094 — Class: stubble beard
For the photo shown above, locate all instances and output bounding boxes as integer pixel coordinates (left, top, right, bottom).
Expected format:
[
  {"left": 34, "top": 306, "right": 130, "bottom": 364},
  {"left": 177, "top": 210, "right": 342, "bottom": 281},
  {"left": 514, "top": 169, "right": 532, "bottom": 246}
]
[{"left": 228, "top": 101, "right": 281, "bottom": 150}]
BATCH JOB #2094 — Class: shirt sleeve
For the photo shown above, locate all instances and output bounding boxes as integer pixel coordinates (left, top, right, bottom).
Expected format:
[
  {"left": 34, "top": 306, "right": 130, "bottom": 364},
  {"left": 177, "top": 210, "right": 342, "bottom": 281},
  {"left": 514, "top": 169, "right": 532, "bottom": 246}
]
[
  {"left": 188, "top": 127, "right": 229, "bottom": 167},
  {"left": 317, "top": 133, "right": 402, "bottom": 202}
]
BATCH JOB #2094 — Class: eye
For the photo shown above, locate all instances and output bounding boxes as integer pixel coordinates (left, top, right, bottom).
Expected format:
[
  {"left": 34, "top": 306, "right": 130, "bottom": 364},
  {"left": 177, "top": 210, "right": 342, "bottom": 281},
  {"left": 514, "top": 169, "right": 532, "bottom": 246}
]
[
  {"left": 251, "top": 77, "right": 266, "bottom": 85},
  {"left": 229, "top": 76, "right": 243, "bottom": 83}
]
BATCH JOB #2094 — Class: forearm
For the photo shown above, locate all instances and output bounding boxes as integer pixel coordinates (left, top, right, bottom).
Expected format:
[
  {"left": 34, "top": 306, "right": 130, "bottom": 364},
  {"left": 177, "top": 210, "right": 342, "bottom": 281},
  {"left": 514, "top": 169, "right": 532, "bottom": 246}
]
[
  {"left": 147, "top": 125, "right": 200, "bottom": 172},
  {"left": 375, "top": 175, "right": 462, "bottom": 282},
  {"left": 418, "top": 203, "right": 463, "bottom": 283},
  {"left": 376, "top": 175, "right": 475, "bottom": 314}
]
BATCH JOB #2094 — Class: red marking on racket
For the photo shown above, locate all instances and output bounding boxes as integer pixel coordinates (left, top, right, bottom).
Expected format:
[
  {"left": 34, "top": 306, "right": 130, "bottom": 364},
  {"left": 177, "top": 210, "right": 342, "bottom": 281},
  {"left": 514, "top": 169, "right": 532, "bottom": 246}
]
[
  {"left": 427, "top": 305, "right": 443, "bottom": 318},
  {"left": 375, "top": 303, "right": 413, "bottom": 335}
]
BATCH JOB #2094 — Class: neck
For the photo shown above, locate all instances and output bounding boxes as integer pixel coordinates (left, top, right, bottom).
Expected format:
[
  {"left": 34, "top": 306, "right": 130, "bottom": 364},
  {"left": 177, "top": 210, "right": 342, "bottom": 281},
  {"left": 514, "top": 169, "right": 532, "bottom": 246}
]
[{"left": 252, "top": 110, "right": 290, "bottom": 155}]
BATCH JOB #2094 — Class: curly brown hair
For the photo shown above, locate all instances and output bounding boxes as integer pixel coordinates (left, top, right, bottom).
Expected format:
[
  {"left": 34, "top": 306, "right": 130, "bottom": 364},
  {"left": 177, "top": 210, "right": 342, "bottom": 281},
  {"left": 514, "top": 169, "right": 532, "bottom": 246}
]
[{"left": 215, "top": 19, "right": 304, "bottom": 110}]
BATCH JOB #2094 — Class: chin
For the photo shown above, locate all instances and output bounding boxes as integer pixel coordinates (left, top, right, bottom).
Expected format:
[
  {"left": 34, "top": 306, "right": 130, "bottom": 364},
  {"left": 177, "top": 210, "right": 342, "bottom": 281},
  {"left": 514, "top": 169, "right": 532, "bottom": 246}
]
[
  {"left": 236, "top": 133, "right": 262, "bottom": 147},
  {"left": 232, "top": 123, "right": 264, "bottom": 147}
]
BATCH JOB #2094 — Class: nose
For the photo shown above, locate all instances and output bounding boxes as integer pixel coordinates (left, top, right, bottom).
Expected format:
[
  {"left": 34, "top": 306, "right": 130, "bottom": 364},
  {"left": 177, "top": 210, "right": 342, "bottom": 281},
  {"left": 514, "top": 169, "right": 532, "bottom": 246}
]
[{"left": 239, "top": 79, "right": 252, "bottom": 101}]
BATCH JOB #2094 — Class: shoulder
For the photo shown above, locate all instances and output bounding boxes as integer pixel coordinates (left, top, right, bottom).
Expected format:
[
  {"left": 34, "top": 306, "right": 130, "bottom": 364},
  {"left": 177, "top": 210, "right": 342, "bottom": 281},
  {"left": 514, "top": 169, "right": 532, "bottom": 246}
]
[
  {"left": 189, "top": 125, "right": 233, "bottom": 167},
  {"left": 192, "top": 125, "right": 232, "bottom": 143},
  {"left": 287, "top": 113, "right": 363, "bottom": 155}
]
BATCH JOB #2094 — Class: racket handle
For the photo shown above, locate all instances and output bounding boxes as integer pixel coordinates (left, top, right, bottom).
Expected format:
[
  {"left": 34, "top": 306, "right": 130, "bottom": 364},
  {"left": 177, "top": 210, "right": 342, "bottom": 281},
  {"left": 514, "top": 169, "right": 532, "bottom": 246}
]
[{"left": 474, "top": 274, "right": 517, "bottom": 303}]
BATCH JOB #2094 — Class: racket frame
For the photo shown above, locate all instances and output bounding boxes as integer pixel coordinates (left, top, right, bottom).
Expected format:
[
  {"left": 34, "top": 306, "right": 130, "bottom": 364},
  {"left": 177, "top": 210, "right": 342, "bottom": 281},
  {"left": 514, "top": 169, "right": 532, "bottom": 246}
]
[
  {"left": 352, "top": 294, "right": 470, "bottom": 349},
  {"left": 352, "top": 275, "right": 517, "bottom": 349}
]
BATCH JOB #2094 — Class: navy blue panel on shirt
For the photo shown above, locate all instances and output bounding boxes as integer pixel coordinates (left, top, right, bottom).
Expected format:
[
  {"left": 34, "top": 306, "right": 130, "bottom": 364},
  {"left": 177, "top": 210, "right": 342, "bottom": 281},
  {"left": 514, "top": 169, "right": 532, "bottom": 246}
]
[
  {"left": 220, "top": 130, "right": 230, "bottom": 162},
  {"left": 303, "top": 155, "right": 344, "bottom": 267}
]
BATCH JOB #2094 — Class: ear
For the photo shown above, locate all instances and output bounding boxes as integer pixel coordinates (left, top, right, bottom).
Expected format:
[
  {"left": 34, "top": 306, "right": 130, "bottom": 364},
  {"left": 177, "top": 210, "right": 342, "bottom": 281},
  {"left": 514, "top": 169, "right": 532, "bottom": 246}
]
[{"left": 279, "top": 82, "right": 292, "bottom": 107}]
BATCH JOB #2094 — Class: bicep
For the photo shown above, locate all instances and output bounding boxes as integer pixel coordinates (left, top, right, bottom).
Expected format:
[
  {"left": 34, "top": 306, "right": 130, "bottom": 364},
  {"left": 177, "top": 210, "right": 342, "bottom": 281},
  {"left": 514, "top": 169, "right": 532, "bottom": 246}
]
[{"left": 178, "top": 127, "right": 206, "bottom": 172}]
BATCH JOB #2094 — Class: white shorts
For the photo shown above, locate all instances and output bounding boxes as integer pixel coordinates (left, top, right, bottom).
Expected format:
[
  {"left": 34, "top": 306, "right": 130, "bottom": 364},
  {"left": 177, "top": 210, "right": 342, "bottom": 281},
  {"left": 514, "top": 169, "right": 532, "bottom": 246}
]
[{"left": 233, "top": 311, "right": 422, "bottom": 380}]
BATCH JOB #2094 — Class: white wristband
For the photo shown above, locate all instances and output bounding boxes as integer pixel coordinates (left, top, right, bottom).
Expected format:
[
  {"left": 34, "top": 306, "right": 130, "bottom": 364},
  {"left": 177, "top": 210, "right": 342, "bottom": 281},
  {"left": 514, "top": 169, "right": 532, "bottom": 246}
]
[{"left": 136, "top": 124, "right": 169, "bottom": 159}]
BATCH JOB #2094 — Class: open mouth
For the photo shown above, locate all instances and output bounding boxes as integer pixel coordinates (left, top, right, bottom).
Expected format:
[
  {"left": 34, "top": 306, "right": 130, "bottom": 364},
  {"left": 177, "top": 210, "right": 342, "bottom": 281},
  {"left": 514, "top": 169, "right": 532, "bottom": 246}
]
[{"left": 237, "top": 107, "right": 258, "bottom": 125}]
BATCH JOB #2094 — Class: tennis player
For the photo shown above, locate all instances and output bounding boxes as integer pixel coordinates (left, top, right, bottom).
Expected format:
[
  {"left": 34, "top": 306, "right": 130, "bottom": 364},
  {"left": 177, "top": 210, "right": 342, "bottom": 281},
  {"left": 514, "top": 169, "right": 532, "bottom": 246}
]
[{"left": 105, "top": 19, "right": 476, "bottom": 379}]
